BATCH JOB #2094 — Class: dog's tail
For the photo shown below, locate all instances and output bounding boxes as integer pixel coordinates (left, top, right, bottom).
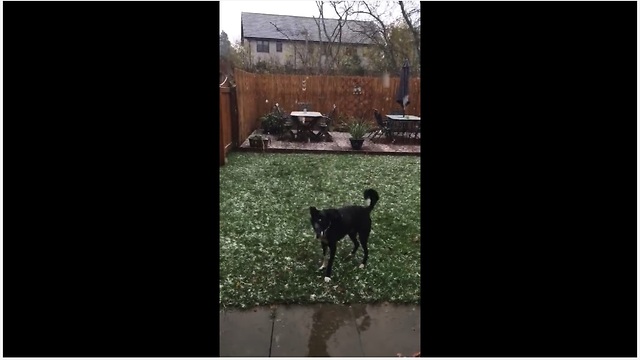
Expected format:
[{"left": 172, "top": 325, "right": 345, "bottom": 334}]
[{"left": 364, "top": 189, "right": 379, "bottom": 212}]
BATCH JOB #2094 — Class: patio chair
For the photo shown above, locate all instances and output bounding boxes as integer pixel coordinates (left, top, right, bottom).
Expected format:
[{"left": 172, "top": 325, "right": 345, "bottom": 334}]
[
  {"left": 369, "top": 109, "right": 390, "bottom": 140},
  {"left": 275, "top": 106, "right": 295, "bottom": 141},
  {"left": 279, "top": 115, "right": 296, "bottom": 141},
  {"left": 319, "top": 105, "right": 336, "bottom": 142},
  {"left": 322, "top": 105, "right": 336, "bottom": 127}
]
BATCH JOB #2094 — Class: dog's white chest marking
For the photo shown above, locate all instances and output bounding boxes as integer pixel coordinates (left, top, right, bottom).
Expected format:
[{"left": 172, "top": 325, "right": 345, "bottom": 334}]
[{"left": 365, "top": 198, "right": 371, "bottom": 207}]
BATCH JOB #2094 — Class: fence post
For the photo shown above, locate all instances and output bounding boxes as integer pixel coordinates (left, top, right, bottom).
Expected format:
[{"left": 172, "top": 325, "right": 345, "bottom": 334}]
[{"left": 220, "top": 87, "right": 232, "bottom": 166}]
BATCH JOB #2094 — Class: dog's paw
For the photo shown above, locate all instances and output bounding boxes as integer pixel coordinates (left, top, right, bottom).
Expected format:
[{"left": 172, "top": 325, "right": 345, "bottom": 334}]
[
  {"left": 324, "top": 276, "right": 331, "bottom": 283},
  {"left": 318, "top": 265, "right": 326, "bottom": 271},
  {"left": 359, "top": 263, "right": 366, "bottom": 269}
]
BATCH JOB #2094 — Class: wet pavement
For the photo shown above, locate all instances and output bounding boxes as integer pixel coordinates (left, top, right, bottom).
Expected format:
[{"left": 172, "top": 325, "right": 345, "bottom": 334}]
[
  {"left": 238, "top": 130, "right": 421, "bottom": 156},
  {"left": 219, "top": 307, "right": 273, "bottom": 357},
  {"left": 219, "top": 304, "right": 420, "bottom": 357}
]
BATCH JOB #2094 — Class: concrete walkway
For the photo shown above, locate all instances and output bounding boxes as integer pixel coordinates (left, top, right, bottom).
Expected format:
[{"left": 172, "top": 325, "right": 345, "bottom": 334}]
[{"left": 220, "top": 303, "right": 420, "bottom": 357}]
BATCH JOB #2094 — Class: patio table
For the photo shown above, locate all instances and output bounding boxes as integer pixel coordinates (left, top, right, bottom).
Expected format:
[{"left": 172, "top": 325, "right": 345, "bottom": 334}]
[
  {"left": 385, "top": 114, "right": 421, "bottom": 141},
  {"left": 290, "top": 111, "right": 324, "bottom": 142}
]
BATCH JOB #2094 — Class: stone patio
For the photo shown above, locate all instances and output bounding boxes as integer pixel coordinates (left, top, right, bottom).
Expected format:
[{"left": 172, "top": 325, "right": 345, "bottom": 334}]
[{"left": 238, "top": 130, "right": 421, "bottom": 156}]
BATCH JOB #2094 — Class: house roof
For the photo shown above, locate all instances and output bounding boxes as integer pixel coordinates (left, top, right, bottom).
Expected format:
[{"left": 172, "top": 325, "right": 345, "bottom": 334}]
[{"left": 241, "top": 12, "right": 377, "bottom": 45}]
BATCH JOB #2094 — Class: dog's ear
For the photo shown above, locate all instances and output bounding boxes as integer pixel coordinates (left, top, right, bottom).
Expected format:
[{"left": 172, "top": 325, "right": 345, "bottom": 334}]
[
  {"left": 325, "top": 209, "right": 342, "bottom": 222},
  {"left": 309, "top": 206, "right": 319, "bottom": 217}
]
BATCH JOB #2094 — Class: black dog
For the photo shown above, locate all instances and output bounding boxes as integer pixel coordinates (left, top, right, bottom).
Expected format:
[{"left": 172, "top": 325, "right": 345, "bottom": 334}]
[{"left": 309, "top": 189, "right": 379, "bottom": 282}]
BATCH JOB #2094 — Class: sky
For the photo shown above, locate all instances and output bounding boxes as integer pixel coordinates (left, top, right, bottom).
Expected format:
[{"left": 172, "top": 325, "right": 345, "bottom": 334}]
[
  {"left": 220, "top": 1, "right": 327, "bottom": 44},
  {"left": 219, "top": 1, "right": 404, "bottom": 44}
]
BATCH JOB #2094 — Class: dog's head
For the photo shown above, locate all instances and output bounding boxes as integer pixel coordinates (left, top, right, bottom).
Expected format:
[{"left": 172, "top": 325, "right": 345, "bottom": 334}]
[{"left": 309, "top": 207, "right": 340, "bottom": 239}]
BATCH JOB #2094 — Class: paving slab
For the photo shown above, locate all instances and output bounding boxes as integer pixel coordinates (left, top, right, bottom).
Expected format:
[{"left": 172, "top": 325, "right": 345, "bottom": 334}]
[
  {"left": 351, "top": 304, "right": 420, "bottom": 357},
  {"left": 271, "top": 304, "right": 364, "bottom": 357},
  {"left": 219, "top": 307, "right": 274, "bottom": 357}
]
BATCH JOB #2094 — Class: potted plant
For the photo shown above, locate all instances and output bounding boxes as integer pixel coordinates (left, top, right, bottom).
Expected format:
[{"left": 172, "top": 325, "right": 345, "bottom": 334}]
[
  {"left": 348, "top": 119, "right": 370, "bottom": 150},
  {"left": 260, "top": 103, "right": 286, "bottom": 135},
  {"left": 260, "top": 113, "right": 280, "bottom": 134},
  {"left": 248, "top": 134, "right": 270, "bottom": 149}
]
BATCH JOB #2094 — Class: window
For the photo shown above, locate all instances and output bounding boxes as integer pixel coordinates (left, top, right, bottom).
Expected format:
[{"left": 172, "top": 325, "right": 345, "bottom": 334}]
[
  {"left": 276, "top": 41, "right": 283, "bottom": 52},
  {"left": 257, "top": 40, "right": 269, "bottom": 53},
  {"left": 345, "top": 46, "right": 353, "bottom": 56}
]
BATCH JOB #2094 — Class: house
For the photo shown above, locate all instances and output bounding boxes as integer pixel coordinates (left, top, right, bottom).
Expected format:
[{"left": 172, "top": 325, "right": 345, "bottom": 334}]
[{"left": 240, "top": 12, "right": 377, "bottom": 70}]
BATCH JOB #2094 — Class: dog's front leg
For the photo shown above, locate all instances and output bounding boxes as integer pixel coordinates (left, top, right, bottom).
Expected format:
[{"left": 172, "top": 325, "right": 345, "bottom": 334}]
[
  {"left": 319, "top": 243, "right": 328, "bottom": 271},
  {"left": 324, "top": 244, "right": 337, "bottom": 282}
]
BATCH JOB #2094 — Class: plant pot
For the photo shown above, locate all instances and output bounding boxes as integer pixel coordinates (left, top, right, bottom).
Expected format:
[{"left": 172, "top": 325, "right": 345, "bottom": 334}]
[
  {"left": 249, "top": 137, "right": 270, "bottom": 148},
  {"left": 349, "top": 138, "right": 365, "bottom": 150},
  {"left": 249, "top": 138, "right": 260, "bottom": 148}
]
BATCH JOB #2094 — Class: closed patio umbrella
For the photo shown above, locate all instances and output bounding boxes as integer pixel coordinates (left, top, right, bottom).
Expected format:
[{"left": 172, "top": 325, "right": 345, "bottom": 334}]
[{"left": 395, "top": 59, "right": 410, "bottom": 116}]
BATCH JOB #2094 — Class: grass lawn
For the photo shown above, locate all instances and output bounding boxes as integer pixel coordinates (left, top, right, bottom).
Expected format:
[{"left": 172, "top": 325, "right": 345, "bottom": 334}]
[{"left": 219, "top": 152, "right": 420, "bottom": 309}]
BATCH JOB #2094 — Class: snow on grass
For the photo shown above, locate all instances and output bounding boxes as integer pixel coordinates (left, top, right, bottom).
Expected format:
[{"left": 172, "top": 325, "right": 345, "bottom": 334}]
[{"left": 219, "top": 153, "right": 421, "bottom": 308}]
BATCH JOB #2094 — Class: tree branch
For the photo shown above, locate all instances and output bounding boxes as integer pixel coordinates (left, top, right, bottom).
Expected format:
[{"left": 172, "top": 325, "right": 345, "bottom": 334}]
[
  {"left": 398, "top": 1, "right": 420, "bottom": 65},
  {"left": 270, "top": 21, "right": 312, "bottom": 71},
  {"left": 346, "top": 2, "right": 398, "bottom": 71}
]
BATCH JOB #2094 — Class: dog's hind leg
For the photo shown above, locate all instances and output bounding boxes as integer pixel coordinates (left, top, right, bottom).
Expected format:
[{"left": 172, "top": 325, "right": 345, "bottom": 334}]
[
  {"left": 359, "top": 230, "right": 370, "bottom": 269},
  {"left": 345, "top": 232, "right": 359, "bottom": 259}
]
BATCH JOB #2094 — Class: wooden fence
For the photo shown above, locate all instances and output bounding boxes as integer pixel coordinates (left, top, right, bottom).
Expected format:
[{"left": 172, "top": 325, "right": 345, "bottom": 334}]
[
  {"left": 219, "top": 86, "right": 233, "bottom": 166},
  {"left": 234, "top": 69, "right": 421, "bottom": 145}
]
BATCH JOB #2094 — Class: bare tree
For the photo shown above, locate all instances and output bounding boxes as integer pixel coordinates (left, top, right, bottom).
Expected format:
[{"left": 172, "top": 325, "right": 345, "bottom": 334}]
[
  {"left": 338, "top": 1, "right": 421, "bottom": 74},
  {"left": 267, "top": 1, "right": 419, "bottom": 75},
  {"left": 347, "top": 1, "right": 400, "bottom": 72},
  {"left": 312, "top": 1, "right": 358, "bottom": 73},
  {"left": 398, "top": 1, "right": 420, "bottom": 66}
]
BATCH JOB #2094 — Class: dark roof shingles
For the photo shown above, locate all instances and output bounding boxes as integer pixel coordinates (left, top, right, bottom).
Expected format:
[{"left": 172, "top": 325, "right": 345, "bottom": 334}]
[{"left": 241, "top": 12, "right": 376, "bottom": 45}]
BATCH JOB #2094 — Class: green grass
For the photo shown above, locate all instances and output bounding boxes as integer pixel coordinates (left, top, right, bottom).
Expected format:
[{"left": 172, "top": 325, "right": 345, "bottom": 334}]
[{"left": 219, "top": 152, "right": 421, "bottom": 309}]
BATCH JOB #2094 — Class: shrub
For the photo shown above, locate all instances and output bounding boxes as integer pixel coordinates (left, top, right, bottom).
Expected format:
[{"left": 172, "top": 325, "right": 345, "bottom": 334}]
[{"left": 260, "top": 104, "right": 287, "bottom": 134}]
